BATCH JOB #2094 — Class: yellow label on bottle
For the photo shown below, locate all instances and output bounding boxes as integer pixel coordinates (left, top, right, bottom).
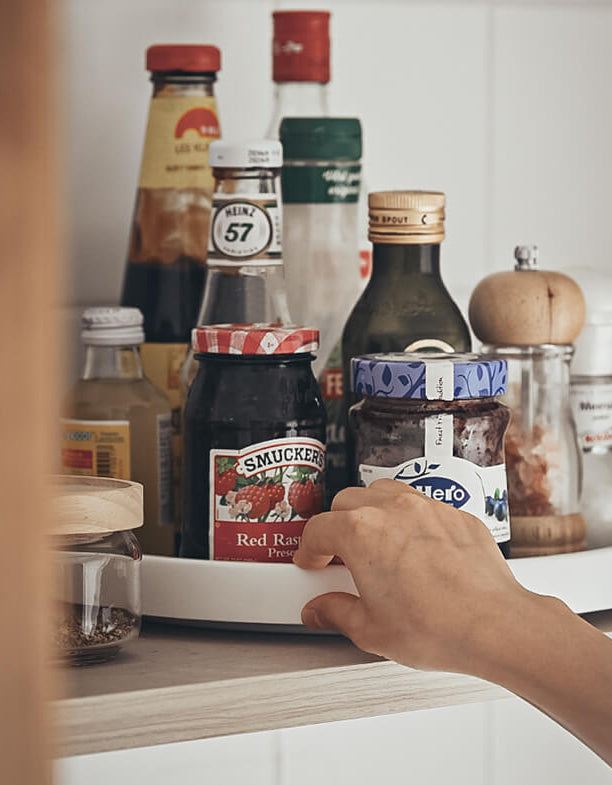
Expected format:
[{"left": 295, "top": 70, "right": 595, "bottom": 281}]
[
  {"left": 140, "top": 343, "right": 189, "bottom": 525},
  {"left": 60, "top": 419, "right": 131, "bottom": 479},
  {"left": 138, "top": 95, "right": 220, "bottom": 190}
]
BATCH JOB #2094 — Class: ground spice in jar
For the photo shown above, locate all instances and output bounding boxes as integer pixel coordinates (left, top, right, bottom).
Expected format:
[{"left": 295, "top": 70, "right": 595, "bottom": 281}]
[{"left": 54, "top": 603, "right": 140, "bottom": 662}]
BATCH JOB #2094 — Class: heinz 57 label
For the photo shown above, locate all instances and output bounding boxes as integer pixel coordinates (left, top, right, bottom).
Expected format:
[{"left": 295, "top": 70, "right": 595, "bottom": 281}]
[{"left": 210, "top": 437, "right": 325, "bottom": 562}]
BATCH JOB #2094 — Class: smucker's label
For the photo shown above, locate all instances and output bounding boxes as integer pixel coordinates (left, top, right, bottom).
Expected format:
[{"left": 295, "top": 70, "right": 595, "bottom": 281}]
[
  {"left": 359, "top": 457, "right": 510, "bottom": 543},
  {"left": 208, "top": 195, "right": 282, "bottom": 265},
  {"left": 210, "top": 437, "right": 325, "bottom": 562},
  {"left": 570, "top": 382, "right": 612, "bottom": 450}
]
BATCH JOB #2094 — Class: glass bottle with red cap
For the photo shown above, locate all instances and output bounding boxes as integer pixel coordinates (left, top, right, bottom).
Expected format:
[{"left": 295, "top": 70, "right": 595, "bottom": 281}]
[
  {"left": 181, "top": 324, "right": 326, "bottom": 562},
  {"left": 120, "top": 44, "right": 222, "bottom": 529},
  {"left": 266, "top": 10, "right": 330, "bottom": 137}
]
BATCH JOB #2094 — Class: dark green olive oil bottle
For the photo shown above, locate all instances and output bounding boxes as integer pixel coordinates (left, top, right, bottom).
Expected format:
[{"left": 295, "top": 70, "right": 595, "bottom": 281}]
[{"left": 333, "top": 191, "right": 471, "bottom": 499}]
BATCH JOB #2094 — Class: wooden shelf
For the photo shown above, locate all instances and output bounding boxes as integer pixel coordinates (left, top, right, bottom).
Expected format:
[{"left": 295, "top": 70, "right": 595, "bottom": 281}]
[{"left": 56, "top": 611, "right": 612, "bottom": 757}]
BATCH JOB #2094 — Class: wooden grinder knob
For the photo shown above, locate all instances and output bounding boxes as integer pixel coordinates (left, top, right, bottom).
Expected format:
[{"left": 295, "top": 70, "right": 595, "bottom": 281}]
[{"left": 469, "top": 246, "right": 586, "bottom": 346}]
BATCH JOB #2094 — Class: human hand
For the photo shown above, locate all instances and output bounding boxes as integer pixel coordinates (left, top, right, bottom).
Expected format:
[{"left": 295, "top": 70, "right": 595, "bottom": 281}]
[{"left": 294, "top": 479, "right": 536, "bottom": 675}]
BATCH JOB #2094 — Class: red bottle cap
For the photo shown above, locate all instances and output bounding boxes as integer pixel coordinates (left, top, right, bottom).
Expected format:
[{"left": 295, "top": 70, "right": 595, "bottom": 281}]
[
  {"left": 192, "top": 324, "right": 319, "bottom": 356},
  {"left": 146, "top": 45, "right": 221, "bottom": 73},
  {"left": 272, "top": 11, "right": 330, "bottom": 83}
]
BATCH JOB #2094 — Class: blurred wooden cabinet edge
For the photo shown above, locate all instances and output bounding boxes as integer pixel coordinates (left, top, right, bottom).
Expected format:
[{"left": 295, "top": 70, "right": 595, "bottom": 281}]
[{"left": 0, "top": 1, "right": 64, "bottom": 783}]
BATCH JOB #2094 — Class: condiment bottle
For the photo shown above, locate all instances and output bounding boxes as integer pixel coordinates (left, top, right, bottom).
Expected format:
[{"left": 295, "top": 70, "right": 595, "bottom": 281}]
[
  {"left": 469, "top": 246, "right": 587, "bottom": 557},
  {"left": 181, "top": 324, "right": 325, "bottom": 562},
  {"left": 566, "top": 268, "right": 612, "bottom": 548},
  {"left": 266, "top": 10, "right": 330, "bottom": 138},
  {"left": 280, "top": 117, "right": 363, "bottom": 374},
  {"left": 120, "top": 44, "right": 222, "bottom": 526},
  {"left": 51, "top": 476, "right": 143, "bottom": 665},
  {"left": 335, "top": 191, "right": 472, "bottom": 503},
  {"left": 180, "top": 140, "right": 292, "bottom": 392},
  {"left": 61, "top": 308, "right": 174, "bottom": 556}
]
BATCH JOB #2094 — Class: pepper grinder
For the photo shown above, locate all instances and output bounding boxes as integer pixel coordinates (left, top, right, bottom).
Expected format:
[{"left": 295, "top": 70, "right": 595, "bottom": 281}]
[{"left": 469, "top": 246, "right": 586, "bottom": 557}]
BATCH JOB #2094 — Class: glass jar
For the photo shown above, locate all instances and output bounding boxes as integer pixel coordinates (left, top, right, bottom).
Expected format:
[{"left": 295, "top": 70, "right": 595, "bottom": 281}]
[
  {"left": 181, "top": 324, "right": 326, "bottom": 563},
  {"left": 350, "top": 353, "right": 511, "bottom": 554},
  {"left": 51, "top": 476, "right": 143, "bottom": 665},
  {"left": 484, "top": 345, "right": 585, "bottom": 556}
]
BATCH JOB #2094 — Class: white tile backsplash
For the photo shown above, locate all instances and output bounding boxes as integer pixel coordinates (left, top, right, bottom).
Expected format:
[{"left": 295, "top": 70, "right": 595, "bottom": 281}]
[
  {"left": 489, "top": 697, "right": 612, "bottom": 785},
  {"left": 55, "top": 730, "right": 279, "bottom": 785},
  {"left": 278, "top": 705, "right": 487, "bottom": 785},
  {"left": 490, "top": 5, "right": 612, "bottom": 274}
]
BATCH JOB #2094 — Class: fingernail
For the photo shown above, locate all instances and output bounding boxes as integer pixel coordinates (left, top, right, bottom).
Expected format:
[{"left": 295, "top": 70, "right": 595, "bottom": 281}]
[{"left": 302, "top": 607, "right": 322, "bottom": 629}]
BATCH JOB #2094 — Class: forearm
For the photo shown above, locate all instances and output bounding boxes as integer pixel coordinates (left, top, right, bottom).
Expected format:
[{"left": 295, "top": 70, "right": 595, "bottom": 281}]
[{"left": 475, "top": 591, "right": 612, "bottom": 765}]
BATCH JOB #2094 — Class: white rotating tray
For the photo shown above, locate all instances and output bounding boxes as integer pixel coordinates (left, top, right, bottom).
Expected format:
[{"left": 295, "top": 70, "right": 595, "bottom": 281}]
[{"left": 142, "top": 546, "right": 612, "bottom": 630}]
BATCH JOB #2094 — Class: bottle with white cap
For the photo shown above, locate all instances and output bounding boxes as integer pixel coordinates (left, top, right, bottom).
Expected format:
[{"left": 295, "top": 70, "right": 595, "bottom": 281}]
[
  {"left": 180, "top": 140, "right": 292, "bottom": 392},
  {"left": 567, "top": 268, "right": 612, "bottom": 548},
  {"left": 60, "top": 307, "right": 175, "bottom": 556}
]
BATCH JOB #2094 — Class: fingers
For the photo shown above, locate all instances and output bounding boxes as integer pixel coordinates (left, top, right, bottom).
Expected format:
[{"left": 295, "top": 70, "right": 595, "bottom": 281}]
[
  {"left": 331, "top": 479, "right": 421, "bottom": 512},
  {"left": 301, "top": 592, "right": 366, "bottom": 640},
  {"left": 293, "top": 511, "right": 347, "bottom": 569}
]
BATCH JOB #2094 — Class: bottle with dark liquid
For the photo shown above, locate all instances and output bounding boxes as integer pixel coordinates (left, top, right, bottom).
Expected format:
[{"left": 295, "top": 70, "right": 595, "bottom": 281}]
[
  {"left": 121, "top": 44, "right": 221, "bottom": 526},
  {"left": 335, "top": 191, "right": 472, "bottom": 499}
]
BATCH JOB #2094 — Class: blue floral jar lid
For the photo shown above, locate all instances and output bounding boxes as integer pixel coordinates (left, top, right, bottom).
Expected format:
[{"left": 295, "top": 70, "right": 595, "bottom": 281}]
[{"left": 351, "top": 353, "right": 508, "bottom": 401}]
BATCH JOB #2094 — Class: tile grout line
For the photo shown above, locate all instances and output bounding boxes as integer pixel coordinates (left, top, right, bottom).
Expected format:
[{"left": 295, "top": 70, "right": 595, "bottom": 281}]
[
  {"left": 483, "top": 700, "right": 497, "bottom": 785},
  {"left": 273, "top": 729, "right": 285, "bottom": 785},
  {"left": 484, "top": 1, "right": 496, "bottom": 274}
]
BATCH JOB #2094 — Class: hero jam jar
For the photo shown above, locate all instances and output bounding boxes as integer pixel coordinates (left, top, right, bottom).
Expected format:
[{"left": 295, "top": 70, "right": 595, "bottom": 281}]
[{"left": 350, "top": 353, "right": 511, "bottom": 555}]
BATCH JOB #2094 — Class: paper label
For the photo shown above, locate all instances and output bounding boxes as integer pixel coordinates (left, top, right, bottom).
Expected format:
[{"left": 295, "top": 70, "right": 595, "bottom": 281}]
[
  {"left": 138, "top": 95, "right": 220, "bottom": 190},
  {"left": 359, "top": 456, "right": 510, "bottom": 543},
  {"left": 282, "top": 164, "right": 361, "bottom": 204},
  {"left": 209, "top": 437, "right": 325, "bottom": 562},
  {"left": 61, "top": 419, "right": 131, "bottom": 479},
  {"left": 570, "top": 382, "right": 612, "bottom": 450},
  {"left": 208, "top": 195, "right": 282, "bottom": 266},
  {"left": 140, "top": 342, "right": 188, "bottom": 526},
  {"left": 156, "top": 413, "right": 174, "bottom": 526}
]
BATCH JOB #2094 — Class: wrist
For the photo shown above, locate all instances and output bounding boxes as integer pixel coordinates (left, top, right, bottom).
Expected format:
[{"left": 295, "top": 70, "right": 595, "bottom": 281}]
[{"left": 471, "top": 588, "right": 573, "bottom": 688}]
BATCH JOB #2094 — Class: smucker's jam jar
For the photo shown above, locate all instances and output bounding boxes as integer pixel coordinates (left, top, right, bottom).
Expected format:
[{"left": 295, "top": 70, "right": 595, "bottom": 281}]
[
  {"left": 181, "top": 324, "right": 326, "bottom": 562},
  {"left": 350, "top": 353, "right": 511, "bottom": 555}
]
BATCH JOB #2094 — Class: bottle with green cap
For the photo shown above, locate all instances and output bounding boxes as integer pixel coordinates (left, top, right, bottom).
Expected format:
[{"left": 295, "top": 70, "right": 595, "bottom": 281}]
[{"left": 280, "top": 117, "right": 365, "bottom": 504}]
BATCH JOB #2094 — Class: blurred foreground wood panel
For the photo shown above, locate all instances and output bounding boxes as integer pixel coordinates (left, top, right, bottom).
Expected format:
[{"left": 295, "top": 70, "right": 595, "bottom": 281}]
[{"left": 0, "top": 0, "right": 62, "bottom": 782}]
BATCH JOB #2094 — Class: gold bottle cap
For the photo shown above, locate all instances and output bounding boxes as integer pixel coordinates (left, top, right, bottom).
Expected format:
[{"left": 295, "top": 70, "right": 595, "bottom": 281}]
[{"left": 368, "top": 190, "right": 446, "bottom": 244}]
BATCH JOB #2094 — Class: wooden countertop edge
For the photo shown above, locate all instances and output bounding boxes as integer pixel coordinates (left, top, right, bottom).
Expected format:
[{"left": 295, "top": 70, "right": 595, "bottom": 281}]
[{"left": 55, "top": 660, "right": 509, "bottom": 757}]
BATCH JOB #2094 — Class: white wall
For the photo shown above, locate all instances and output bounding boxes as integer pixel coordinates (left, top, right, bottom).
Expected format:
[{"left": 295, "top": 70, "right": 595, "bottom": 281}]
[{"left": 65, "top": 0, "right": 612, "bottom": 316}]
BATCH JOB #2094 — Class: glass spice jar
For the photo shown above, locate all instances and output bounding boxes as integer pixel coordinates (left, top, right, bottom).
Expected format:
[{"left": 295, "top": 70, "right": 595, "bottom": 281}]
[
  {"left": 181, "top": 324, "right": 326, "bottom": 563},
  {"left": 51, "top": 476, "right": 143, "bottom": 665},
  {"left": 350, "top": 353, "right": 511, "bottom": 554}
]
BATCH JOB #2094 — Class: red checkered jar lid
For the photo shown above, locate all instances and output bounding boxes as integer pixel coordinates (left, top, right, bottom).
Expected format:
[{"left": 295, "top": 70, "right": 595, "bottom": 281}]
[{"left": 192, "top": 324, "right": 319, "bottom": 355}]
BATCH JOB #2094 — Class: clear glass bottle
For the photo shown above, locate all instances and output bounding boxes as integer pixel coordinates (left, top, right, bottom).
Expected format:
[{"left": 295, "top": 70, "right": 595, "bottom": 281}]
[
  {"left": 334, "top": 191, "right": 471, "bottom": 503},
  {"left": 567, "top": 267, "right": 612, "bottom": 548},
  {"left": 61, "top": 308, "right": 175, "bottom": 556},
  {"left": 51, "top": 476, "right": 142, "bottom": 665},
  {"left": 120, "top": 45, "right": 221, "bottom": 527},
  {"left": 180, "top": 140, "right": 292, "bottom": 392},
  {"left": 280, "top": 117, "right": 363, "bottom": 374},
  {"left": 266, "top": 10, "right": 330, "bottom": 138}
]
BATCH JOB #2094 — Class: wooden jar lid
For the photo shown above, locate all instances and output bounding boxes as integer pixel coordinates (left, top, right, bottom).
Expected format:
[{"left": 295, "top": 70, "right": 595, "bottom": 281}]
[
  {"left": 469, "top": 246, "right": 586, "bottom": 346},
  {"left": 50, "top": 475, "right": 143, "bottom": 537}
]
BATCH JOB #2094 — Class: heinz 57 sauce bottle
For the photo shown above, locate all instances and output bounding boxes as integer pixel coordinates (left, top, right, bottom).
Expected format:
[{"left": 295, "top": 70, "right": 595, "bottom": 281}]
[
  {"left": 335, "top": 191, "right": 471, "bottom": 499},
  {"left": 121, "top": 44, "right": 221, "bottom": 526}
]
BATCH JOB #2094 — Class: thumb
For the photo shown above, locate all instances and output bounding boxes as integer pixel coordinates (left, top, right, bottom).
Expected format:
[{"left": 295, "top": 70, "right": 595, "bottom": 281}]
[{"left": 301, "top": 592, "right": 365, "bottom": 638}]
